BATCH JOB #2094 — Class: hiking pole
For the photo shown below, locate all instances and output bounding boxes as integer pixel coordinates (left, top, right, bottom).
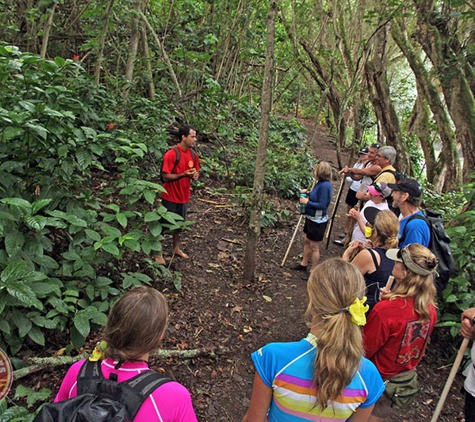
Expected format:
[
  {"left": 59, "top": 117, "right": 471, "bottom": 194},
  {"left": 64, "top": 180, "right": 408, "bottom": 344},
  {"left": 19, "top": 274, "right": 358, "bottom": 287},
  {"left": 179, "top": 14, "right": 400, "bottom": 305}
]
[
  {"left": 281, "top": 179, "right": 317, "bottom": 267},
  {"left": 325, "top": 175, "right": 346, "bottom": 249},
  {"left": 430, "top": 337, "right": 470, "bottom": 422},
  {"left": 281, "top": 214, "right": 304, "bottom": 267}
]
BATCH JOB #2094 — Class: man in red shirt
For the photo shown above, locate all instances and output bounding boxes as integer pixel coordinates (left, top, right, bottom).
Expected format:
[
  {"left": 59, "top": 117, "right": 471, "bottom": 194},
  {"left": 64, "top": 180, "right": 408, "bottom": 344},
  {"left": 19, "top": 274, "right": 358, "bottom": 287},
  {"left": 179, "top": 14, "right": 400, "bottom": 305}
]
[{"left": 156, "top": 126, "right": 200, "bottom": 264}]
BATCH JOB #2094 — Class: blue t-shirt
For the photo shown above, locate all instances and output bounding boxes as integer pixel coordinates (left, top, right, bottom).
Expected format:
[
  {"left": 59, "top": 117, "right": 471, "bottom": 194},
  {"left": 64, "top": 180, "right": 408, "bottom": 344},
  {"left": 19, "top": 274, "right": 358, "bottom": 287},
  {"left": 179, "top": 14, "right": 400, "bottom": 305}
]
[
  {"left": 251, "top": 334, "right": 385, "bottom": 421},
  {"left": 398, "top": 210, "right": 430, "bottom": 247}
]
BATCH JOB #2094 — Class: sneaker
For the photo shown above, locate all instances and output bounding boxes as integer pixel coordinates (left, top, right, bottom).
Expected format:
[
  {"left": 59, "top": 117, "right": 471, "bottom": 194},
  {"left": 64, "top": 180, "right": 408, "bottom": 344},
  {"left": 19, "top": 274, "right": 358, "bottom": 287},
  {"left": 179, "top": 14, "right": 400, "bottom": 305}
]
[
  {"left": 333, "top": 240, "right": 345, "bottom": 246},
  {"left": 290, "top": 264, "right": 307, "bottom": 272},
  {"left": 339, "top": 232, "right": 347, "bottom": 239},
  {"left": 301, "top": 272, "right": 310, "bottom": 281}
]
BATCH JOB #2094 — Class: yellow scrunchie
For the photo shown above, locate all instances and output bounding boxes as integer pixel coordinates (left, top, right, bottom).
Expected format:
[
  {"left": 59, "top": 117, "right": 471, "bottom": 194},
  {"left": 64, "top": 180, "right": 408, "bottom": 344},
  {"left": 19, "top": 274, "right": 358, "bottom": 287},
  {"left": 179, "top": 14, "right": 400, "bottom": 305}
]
[
  {"left": 347, "top": 296, "right": 369, "bottom": 326},
  {"left": 89, "top": 341, "right": 107, "bottom": 362}
]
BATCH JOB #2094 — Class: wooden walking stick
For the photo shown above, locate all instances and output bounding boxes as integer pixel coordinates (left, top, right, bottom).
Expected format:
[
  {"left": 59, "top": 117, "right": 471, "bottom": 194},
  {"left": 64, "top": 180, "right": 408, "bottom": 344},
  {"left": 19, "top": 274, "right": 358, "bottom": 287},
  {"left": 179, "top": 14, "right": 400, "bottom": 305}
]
[
  {"left": 325, "top": 175, "right": 346, "bottom": 249},
  {"left": 430, "top": 337, "right": 470, "bottom": 421},
  {"left": 281, "top": 179, "right": 317, "bottom": 267},
  {"left": 281, "top": 214, "right": 304, "bottom": 267}
]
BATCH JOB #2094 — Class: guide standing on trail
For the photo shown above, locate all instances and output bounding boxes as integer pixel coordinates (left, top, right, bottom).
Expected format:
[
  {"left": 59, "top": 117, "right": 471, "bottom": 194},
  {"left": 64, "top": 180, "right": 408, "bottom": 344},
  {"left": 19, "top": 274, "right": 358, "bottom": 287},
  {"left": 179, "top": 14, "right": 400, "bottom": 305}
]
[
  {"left": 155, "top": 126, "right": 200, "bottom": 265},
  {"left": 290, "top": 161, "right": 332, "bottom": 281}
]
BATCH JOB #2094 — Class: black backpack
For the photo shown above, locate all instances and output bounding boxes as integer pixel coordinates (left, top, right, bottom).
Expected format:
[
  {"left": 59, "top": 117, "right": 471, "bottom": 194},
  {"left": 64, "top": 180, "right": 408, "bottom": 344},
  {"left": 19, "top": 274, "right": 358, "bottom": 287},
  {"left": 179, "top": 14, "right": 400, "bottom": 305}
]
[
  {"left": 34, "top": 360, "right": 171, "bottom": 422},
  {"left": 399, "top": 209, "right": 456, "bottom": 292},
  {"left": 160, "top": 147, "right": 197, "bottom": 183}
]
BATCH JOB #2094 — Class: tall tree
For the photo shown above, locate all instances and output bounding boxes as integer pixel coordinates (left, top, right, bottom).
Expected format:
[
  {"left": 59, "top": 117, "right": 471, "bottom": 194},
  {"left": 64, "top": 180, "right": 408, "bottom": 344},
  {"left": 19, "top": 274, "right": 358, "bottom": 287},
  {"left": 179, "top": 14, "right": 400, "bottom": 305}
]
[
  {"left": 243, "top": 0, "right": 278, "bottom": 282},
  {"left": 413, "top": 0, "right": 475, "bottom": 182}
]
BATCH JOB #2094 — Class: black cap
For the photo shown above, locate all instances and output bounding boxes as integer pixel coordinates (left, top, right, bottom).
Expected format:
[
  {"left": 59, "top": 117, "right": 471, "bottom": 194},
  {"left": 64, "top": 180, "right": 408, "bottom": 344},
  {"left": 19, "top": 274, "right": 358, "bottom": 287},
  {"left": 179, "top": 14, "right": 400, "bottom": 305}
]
[
  {"left": 387, "top": 178, "right": 422, "bottom": 198},
  {"left": 358, "top": 146, "right": 369, "bottom": 155}
]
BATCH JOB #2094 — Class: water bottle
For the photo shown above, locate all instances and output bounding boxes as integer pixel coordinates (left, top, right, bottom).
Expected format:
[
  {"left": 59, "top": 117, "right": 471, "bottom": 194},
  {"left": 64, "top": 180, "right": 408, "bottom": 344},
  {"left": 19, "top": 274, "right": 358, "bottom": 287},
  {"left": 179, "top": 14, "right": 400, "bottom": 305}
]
[{"left": 300, "top": 193, "right": 307, "bottom": 214}]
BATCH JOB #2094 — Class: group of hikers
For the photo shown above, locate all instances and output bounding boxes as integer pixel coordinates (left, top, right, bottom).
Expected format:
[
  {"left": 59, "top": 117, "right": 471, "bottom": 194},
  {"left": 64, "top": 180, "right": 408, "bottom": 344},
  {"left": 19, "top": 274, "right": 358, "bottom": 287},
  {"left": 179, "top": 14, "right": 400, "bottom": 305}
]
[{"left": 35, "top": 132, "right": 474, "bottom": 421}]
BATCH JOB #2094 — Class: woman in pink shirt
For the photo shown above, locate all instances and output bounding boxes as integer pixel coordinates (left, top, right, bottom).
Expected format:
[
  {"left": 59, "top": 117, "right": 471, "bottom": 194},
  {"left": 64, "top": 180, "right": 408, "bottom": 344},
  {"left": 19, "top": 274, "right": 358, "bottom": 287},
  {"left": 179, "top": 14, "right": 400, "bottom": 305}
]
[{"left": 55, "top": 286, "right": 197, "bottom": 422}]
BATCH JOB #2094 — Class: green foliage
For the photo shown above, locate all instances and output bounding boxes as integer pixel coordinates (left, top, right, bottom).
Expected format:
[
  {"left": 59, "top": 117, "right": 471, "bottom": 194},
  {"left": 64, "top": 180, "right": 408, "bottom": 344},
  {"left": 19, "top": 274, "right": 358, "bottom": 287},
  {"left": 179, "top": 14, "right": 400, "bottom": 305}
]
[
  {"left": 232, "top": 186, "right": 292, "bottom": 229},
  {"left": 203, "top": 103, "right": 314, "bottom": 198},
  {"left": 436, "top": 175, "right": 475, "bottom": 337},
  {"left": 0, "top": 46, "right": 186, "bottom": 355},
  {"left": 0, "top": 384, "right": 51, "bottom": 421}
]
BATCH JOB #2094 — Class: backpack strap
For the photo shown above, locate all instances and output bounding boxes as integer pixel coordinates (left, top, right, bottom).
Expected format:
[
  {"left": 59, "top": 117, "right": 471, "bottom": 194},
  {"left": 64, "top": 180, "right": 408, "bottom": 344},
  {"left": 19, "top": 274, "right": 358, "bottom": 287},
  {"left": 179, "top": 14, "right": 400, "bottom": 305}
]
[
  {"left": 120, "top": 371, "right": 172, "bottom": 419},
  {"left": 399, "top": 213, "right": 427, "bottom": 244},
  {"left": 170, "top": 147, "right": 197, "bottom": 173},
  {"left": 368, "top": 248, "right": 380, "bottom": 270},
  {"left": 77, "top": 360, "right": 103, "bottom": 396}
]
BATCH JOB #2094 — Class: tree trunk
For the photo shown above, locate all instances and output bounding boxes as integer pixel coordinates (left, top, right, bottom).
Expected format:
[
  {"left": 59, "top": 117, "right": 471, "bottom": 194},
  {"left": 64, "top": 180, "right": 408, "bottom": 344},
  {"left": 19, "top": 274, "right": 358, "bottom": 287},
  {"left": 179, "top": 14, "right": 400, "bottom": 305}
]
[
  {"left": 40, "top": 3, "right": 56, "bottom": 58},
  {"left": 391, "top": 18, "right": 461, "bottom": 190},
  {"left": 364, "top": 25, "right": 410, "bottom": 173},
  {"left": 94, "top": 0, "right": 115, "bottom": 84},
  {"left": 124, "top": 0, "right": 147, "bottom": 99},
  {"left": 413, "top": 0, "right": 475, "bottom": 183},
  {"left": 243, "top": 1, "right": 278, "bottom": 282},
  {"left": 139, "top": 11, "right": 182, "bottom": 98},
  {"left": 141, "top": 26, "right": 156, "bottom": 100}
]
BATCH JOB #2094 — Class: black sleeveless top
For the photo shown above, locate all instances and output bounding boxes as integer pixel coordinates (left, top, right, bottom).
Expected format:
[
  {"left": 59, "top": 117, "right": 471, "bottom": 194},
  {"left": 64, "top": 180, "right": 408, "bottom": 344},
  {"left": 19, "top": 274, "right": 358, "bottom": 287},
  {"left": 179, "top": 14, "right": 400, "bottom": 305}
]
[{"left": 364, "top": 247, "right": 395, "bottom": 312}]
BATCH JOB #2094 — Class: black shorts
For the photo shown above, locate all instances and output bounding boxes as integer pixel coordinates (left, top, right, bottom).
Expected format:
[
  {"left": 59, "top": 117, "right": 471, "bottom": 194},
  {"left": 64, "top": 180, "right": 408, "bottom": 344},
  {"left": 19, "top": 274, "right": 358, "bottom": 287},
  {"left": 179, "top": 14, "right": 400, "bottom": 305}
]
[
  {"left": 465, "top": 389, "right": 475, "bottom": 422},
  {"left": 345, "top": 188, "right": 359, "bottom": 207},
  {"left": 161, "top": 199, "right": 188, "bottom": 232},
  {"left": 303, "top": 218, "right": 327, "bottom": 242}
]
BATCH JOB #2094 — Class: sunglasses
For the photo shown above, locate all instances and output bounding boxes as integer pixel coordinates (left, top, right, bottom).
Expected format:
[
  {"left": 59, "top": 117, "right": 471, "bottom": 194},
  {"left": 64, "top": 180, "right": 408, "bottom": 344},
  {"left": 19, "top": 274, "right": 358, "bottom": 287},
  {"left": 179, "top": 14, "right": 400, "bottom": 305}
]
[{"left": 371, "top": 183, "right": 384, "bottom": 196}]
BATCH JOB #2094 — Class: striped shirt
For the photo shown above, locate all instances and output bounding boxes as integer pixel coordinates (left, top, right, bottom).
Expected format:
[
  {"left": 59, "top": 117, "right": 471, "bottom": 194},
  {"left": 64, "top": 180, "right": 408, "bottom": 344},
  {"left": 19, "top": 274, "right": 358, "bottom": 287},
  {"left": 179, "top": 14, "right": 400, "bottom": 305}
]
[{"left": 251, "top": 333, "right": 385, "bottom": 421}]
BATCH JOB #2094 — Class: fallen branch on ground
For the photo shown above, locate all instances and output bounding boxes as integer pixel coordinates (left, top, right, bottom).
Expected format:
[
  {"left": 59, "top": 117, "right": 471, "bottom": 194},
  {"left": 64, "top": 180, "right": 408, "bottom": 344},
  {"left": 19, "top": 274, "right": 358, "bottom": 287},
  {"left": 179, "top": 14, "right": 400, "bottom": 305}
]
[{"left": 13, "top": 346, "right": 229, "bottom": 381}]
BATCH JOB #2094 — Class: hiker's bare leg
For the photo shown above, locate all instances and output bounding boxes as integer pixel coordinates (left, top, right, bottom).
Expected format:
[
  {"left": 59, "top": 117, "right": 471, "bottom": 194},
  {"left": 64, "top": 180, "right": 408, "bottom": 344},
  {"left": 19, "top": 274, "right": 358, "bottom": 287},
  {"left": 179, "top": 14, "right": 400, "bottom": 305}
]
[
  {"left": 308, "top": 239, "right": 320, "bottom": 272},
  {"left": 173, "top": 232, "right": 189, "bottom": 259},
  {"left": 301, "top": 235, "right": 311, "bottom": 267}
]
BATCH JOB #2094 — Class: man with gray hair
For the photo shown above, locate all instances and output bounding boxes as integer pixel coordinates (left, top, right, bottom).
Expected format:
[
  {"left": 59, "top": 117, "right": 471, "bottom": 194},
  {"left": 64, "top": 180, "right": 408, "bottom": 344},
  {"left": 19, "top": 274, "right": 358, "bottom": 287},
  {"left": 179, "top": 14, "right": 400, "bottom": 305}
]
[{"left": 373, "top": 146, "right": 397, "bottom": 184}]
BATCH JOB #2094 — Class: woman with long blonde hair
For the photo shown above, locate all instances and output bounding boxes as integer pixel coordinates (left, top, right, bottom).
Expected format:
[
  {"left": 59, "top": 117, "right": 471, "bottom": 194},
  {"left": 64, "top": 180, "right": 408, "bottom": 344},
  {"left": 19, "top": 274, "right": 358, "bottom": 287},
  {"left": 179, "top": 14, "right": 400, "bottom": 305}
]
[
  {"left": 243, "top": 259, "right": 385, "bottom": 422},
  {"left": 342, "top": 209, "right": 399, "bottom": 312},
  {"left": 364, "top": 244, "right": 438, "bottom": 421}
]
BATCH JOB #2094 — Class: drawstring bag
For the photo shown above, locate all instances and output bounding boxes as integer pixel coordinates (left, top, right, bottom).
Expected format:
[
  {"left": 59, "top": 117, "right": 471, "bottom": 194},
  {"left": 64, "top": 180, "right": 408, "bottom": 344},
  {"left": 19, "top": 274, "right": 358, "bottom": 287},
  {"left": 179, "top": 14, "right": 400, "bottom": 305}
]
[{"left": 384, "top": 370, "right": 419, "bottom": 408}]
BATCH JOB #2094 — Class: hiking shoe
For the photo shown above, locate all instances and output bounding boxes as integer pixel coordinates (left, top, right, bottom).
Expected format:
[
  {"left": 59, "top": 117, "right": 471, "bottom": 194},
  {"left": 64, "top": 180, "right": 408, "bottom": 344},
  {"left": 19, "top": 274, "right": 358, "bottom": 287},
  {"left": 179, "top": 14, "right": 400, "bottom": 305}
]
[
  {"left": 339, "top": 232, "right": 347, "bottom": 239},
  {"left": 301, "top": 272, "right": 310, "bottom": 281},
  {"left": 290, "top": 264, "right": 307, "bottom": 272},
  {"left": 333, "top": 240, "right": 345, "bottom": 246}
]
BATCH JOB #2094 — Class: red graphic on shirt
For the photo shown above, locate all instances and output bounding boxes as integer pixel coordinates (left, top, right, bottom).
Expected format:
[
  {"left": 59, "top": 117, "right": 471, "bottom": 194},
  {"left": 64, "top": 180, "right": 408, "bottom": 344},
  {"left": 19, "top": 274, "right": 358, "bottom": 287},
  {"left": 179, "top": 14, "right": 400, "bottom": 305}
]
[
  {"left": 397, "top": 320, "right": 431, "bottom": 365},
  {"left": 0, "top": 348, "right": 12, "bottom": 400}
]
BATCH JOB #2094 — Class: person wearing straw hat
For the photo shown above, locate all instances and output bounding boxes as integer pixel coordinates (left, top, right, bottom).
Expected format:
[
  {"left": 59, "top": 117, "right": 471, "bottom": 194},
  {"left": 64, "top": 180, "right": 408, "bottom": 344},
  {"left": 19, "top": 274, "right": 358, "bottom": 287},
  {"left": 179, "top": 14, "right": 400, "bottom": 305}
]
[{"left": 363, "top": 244, "right": 438, "bottom": 421}]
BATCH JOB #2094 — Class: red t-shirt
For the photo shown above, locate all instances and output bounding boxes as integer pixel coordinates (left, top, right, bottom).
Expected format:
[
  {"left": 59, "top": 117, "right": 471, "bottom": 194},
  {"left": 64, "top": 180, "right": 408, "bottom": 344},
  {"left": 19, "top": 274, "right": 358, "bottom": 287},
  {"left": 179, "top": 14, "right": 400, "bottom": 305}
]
[
  {"left": 363, "top": 297, "right": 437, "bottom": 378},
  {"left": 161, "top": 146, "right": 200, "bottom": 204}
]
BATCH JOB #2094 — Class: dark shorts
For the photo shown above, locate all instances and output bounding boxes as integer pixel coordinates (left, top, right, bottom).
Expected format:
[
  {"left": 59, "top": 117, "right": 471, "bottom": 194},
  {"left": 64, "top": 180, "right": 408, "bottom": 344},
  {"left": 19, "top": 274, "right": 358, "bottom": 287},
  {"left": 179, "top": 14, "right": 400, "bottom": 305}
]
[
  {"left": 466, "top": 389, "right": 475, "bottom": 422},
  {"left": 303, "top": 218, "right": 327, "bottom": 242},
  {"left": 161, "top": 199, "right": 188, "bottom": 233},
  {"left": 345, "top": 188, "right": 359, "bottom": 207},
  {"left": 371, "top": 389, "right": 393, "bottom": 418}
]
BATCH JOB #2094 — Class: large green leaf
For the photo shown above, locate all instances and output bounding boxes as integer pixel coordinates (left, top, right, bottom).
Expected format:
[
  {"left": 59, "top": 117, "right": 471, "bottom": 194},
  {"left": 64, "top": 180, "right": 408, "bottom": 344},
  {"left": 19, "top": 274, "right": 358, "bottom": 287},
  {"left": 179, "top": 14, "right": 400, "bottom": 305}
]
[
  {"left": 73, "top": 310, "right": 91, "bottom": 338},
  {"left": 1, "top": 198, "right": 31, "bottom": 212},
  {"left": 6, "top": 281, "right": 43, "bottom": 309},
  {"left": 31, "top": 199, "right": 52, "bottom": 214},
  {"left": 4, "top": 230, "right": 25, "bottom": 256},
  {"left": 27, "top": 326, "right": 45, "bottom": 346}
]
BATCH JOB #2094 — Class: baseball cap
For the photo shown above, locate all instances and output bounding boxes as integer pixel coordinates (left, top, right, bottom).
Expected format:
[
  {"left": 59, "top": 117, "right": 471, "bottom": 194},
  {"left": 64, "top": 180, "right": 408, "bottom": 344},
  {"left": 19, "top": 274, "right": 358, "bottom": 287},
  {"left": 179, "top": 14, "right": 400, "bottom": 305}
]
[
  {"left": 367, "top": 182, "right": 392, "bottom": 198},
  {"left": 358, "top": 146, "right": 369, "bottom": 155},
  {"left": 371, "top": 142, "right": 382, "bottom": 149},
  {"left": 387, "top": 178, "right": 422, "bottom": 198},
  {"left": 363, "top": 206, "right": 381, "bottom": 226}
]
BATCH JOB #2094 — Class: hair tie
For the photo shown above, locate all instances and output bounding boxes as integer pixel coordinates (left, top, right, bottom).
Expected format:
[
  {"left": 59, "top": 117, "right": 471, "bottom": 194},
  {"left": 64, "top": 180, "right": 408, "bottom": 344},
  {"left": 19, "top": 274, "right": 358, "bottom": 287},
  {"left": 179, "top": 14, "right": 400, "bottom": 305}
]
[
  {"left": 342, "top": 297, "right": 369, "bottom": 326},
  {"left": 89, "top": 341, "right": 107, "bottom": 362}
]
